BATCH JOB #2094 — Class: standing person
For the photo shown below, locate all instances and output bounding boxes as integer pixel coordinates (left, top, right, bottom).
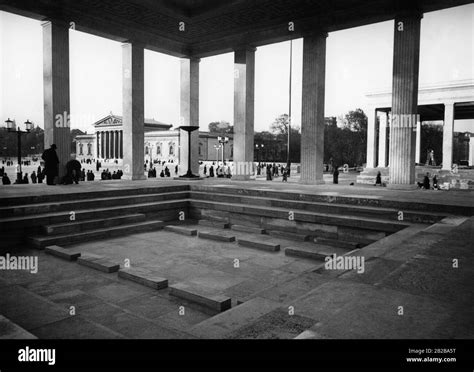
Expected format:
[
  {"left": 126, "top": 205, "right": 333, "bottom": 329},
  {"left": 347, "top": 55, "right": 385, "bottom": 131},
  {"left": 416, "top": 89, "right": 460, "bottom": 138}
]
[
  {"left": 374, "top": 171, "right": 382, "bottom": 186},
  {"left": 209, "top": 165, "right": 214, "bottom": 177},
  {"left": 31, "top": 171, "right": 37, "bottom": 184},
  {"left": 423, "top": 173, "right": 430, "bottom": 190},
  {"left": 2, "top": 173, "right": 11, "bottom": 185},
  {"left": 42, "top": 144, "right": 59, "bottom": 185},
  {"left": 204, "top": 165, "right": 207, "bottom": 176},
  {"left": 333, "top": 166, "right": 339, "bottom": 184}
]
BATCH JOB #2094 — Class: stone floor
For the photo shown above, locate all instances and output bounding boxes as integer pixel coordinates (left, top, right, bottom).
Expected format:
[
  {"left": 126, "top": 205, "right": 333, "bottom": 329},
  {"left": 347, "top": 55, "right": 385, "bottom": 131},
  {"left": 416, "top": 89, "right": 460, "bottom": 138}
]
[{"left": 0, "top": 215, "right": 472, "bottom": 339}]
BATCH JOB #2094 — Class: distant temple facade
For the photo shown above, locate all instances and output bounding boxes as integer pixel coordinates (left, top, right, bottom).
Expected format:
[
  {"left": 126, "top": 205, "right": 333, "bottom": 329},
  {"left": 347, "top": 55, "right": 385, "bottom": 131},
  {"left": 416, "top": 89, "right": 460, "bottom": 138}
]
[{"left": 74, "top": 113, "right": 234, "bottom": 163}]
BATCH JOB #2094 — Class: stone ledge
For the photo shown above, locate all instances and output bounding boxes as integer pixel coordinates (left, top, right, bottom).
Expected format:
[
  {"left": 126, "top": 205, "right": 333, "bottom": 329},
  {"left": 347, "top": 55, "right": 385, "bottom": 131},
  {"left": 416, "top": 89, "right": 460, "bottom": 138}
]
[
  {"left": 231, "top": 224, "right": 266, "bottom": 234},
  {"left": 237, "top": 239, "right": 280, "bottom": 252},
  {"left": 164, "top": 225, "right": 197, "bottom": 236},
  {"left": 77, "top": 254, "right": 120, "bottom": 273},
  {"left": 44, "top": 245, "right": 81, "bottom": 261},
  {"left": 313, "top": 237, "right": 360, "bottom": 250},
  {"left": 0, "top": 315, "right": 37, "bottom": 339},
  {"left": 285, "top": 246, "right": 328, "bottom": 261},
  {"left": 198, "top": 219, "right": 230, "bottom": 229},
  {"left": 118, "top": 267, "right": 168, "bottom": 290},
  {"left": 169, "top": 283, "right": 231, "bottom": 312},
  {"left": 198, "top": 231, "right": 235, "bottom": 242},
  {"left": 267, "top": 230, "right": 310, "bottom": 241}
]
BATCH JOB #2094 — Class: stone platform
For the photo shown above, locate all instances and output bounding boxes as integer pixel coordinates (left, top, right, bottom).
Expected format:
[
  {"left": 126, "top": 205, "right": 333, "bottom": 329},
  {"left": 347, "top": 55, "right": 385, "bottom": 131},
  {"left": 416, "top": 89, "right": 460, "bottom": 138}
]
[{"left": 0, "top": 178, "right": 472, "bottom": 339}]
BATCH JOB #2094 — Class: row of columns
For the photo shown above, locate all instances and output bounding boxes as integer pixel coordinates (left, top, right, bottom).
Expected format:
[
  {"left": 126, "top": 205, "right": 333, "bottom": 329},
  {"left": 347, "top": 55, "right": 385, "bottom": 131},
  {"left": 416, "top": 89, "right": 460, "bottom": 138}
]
[
  {"left": 43, "top": 11, "right": 424, "bottom": 186},
  {"left": 368, "top": 101, "right": 456, "bottom": 171},
  {"left": 96, "top": 130, "right": 123, "bottom": 159}
]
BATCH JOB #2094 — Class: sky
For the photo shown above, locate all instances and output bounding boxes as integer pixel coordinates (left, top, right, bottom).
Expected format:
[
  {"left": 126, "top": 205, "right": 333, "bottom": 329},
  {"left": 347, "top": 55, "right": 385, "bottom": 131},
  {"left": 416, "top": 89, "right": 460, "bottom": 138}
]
[{"left": 0, "top": 4, "right": 473, "bottom": 134}]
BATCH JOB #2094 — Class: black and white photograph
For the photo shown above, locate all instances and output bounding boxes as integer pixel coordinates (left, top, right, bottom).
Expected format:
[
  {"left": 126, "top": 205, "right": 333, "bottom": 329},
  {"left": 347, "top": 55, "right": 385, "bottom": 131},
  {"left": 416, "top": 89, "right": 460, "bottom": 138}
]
[{"left": 0, "top": 0, "right": 473, "bottom": 370}]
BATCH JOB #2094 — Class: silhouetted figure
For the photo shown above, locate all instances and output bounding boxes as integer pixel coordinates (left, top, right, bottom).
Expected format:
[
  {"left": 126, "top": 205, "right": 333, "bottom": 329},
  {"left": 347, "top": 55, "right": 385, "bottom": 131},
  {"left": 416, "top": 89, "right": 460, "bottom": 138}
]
[
  {"left": 23, "top": 174, "right": 29, "bottom": 184},
  {"left": 266, "top": 165, "right": 272, "bottom": 181},
  {"left": 65, "top": 159, "right": 82, "bottom": 184},
  {"left": 282, "top": 168, "right": 288, "bottom": 182},
  {"left": 209, "top": 166, "right": 214, "bottom": 177},
  {"left": 333, "top": 166, "right": 339, "bottom": 184},
  {"left": 433, "top": 175, "right": 438, "bottom": 190},
  {"left": 42, "top": 144, "right": 59, "bottom": 185},
  {"left": 31, "top": 171, "right": 37, "bottom": 184},
  {"left": 2, "top": 173, "right": 11, "bottom": 185},
  {"left": 375, "top": 171, "right": 382, "bottom": 186},
  {"left": 423, "top": 173, "right": 430, "bottom": 190}
]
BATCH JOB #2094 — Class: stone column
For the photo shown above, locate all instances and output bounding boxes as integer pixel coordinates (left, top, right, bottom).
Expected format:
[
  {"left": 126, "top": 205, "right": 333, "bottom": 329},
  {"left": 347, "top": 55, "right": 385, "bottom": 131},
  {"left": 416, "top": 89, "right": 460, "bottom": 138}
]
[
  {"left": 442, "top": 102, "right": 455, "bottom": 170},
  {"left": 122, "top": 42, "right": 145, "bottom": 180},
  {"left": 469, "top": 135, "right": 474, "bottom": 167},
  {"left": 115, "top": 130, "right": 119, "bottom": 159},
  {"left": 42, "top": 21, "right": 70, "bottom": 180},
  {"left": 415, "top": 118, "right": 421, "bottom": 164},
  {"left": 101, "top": 131, "right": 105, "bottom": 159},
  {"left": 300, "top": 32, "right": 327, "bottom": 184},
  {"left": 366, "top": 108, "right": 378, "bottom": 168},
  {"left": 119, "top": 131, "right": 123, "bottom": 159},
  {"left": 179, "top": 57, "right": 200, "bottom": 176},
  {"left": 388, "top": 12, "right": 422, "bottom": 187},
  {"left": 233, "top": 47, "right": 256, "bottom": 180},
  {"left": 378, "top": 111, "right": 388, "bottom": 167},
  {"left": 106, "top": 131, "right": 110, "bottom": 159},
  {"left": 96, "top": 132, "right": 100, "bottom": 158}
]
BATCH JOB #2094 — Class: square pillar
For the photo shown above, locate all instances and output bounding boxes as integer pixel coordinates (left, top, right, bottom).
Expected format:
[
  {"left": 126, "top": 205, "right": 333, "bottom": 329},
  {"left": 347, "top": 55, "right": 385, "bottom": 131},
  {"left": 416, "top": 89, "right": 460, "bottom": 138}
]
[
  {"left": 42, "top": 21, "right": 70, "bottom": 180},
  {"left": 96, "top": 132, "right": 100, "bottom": 158},
  {"left": 388, "top": 12, "right": 422, "bottom": 188},
  {"left": 469, "top": 135, "right": 474, "bottom": 167},
  {"left": 119, "top": 130, "right": 123, "bottom": 159},
  {"left": 378, "top": 111, "right": 388, "bottom": 167},
  {"left": 233, "top": 47, "right": 256, "bottom": 180},
  {"left": 442, "top": 103, "right": 455, "bottom": 170},
  {"left": 179, "top": 58, "right": 200, "bottom": 176},
  {"left": 122, "top": 42, "right": 145, "bottom": 180},
  {"left": 300, "top": 32, "right": 327, "bottom": 184},
  {"left": 415, "top": 118, "right": 421, "bottom": 164}
]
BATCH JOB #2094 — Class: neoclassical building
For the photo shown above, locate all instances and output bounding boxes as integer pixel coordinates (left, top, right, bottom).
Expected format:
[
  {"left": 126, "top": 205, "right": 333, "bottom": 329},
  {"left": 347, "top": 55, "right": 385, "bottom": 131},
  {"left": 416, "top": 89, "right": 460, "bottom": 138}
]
[{"left": 75, "top": 113, "right": 233, "bottom": 163}]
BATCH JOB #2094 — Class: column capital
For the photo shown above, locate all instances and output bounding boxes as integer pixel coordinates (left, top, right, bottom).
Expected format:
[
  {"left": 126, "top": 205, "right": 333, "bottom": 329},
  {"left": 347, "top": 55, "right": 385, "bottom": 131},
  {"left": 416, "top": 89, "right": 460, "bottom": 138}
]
[
  {"left": 302, "top": 29, "right": 328, "bottom": 39},
  {"left": 41, "top": 19, "right": 71, "bottom": 28}
]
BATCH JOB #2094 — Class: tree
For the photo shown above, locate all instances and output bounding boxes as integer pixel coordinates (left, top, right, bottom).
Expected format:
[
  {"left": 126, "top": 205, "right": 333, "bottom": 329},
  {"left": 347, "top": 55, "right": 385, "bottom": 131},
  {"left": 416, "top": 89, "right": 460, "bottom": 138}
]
[
  {"left": 270, "top": 114, "right": 289, "bottom": 135},
  {"left": 208, "top": 121, "right": 233, "bottom": 134}
]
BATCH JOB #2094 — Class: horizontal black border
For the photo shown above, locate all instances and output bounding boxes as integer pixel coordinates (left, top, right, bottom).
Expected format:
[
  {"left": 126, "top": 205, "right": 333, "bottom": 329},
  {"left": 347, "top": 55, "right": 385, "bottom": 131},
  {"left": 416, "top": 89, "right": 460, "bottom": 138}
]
[{"left": 0, "top": 339, "right": 472, "bottom": 371}]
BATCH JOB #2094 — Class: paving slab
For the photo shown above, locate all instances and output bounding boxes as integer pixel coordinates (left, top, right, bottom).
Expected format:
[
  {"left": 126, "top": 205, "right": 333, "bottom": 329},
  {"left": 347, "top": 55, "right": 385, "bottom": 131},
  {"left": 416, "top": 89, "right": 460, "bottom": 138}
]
[
  {"left": 189, "top": 297, "right": 281, "bottom": 338},
  {"left": 0, "top": 315, "right": 37, "bottom": 339}
]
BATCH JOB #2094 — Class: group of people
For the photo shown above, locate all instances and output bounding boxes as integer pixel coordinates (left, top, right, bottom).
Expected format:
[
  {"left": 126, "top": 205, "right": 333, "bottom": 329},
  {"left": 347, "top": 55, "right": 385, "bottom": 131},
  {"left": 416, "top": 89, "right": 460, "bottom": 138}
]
[
  {"left": 0, "top": 164, "right": 47, "bottom": 185},
  {"left": 100, "top": 169, "right": 123, "bottom": 180},
  {"left": 147, "top": 166, "right": 172, "bottom": 178},
  {"left": 417, "top": 173, "right": 439, "bottom": 190}
]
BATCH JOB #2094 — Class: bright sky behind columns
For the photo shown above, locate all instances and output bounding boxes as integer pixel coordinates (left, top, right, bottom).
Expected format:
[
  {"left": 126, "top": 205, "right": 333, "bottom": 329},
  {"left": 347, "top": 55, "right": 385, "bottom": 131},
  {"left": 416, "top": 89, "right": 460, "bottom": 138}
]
[{"left": 0, "top": 4, "right": 473, "bottom": 133}]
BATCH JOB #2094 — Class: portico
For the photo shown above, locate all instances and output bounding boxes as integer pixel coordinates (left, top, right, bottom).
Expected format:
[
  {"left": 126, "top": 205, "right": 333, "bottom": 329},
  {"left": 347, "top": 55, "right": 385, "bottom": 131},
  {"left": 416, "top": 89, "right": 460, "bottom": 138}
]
[{"left": 2, "top": 0, "right": 471, "bottom": 183}]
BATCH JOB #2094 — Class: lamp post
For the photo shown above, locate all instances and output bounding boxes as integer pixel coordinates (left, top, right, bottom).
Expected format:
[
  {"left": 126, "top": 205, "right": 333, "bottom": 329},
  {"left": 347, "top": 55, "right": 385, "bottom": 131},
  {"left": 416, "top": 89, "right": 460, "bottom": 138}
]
[
  {"left": 5, "top": 118, "right": 33, "bottom": 183},
  {"left": 213, "top": 144, "right": 222, "bottom": 162},
  {"left": 255, "top": 143, "right": 264, "bottom": 163},
  {"left": 217, "top": 136, "right": 229, "bottom": 165}
]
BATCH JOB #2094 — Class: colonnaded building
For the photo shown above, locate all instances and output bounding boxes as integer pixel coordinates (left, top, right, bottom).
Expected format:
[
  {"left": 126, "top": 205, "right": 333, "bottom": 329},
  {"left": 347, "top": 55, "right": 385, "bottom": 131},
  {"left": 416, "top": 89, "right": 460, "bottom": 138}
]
[{"left": 74, "top": 113, "right": 234, "bottom": 164}]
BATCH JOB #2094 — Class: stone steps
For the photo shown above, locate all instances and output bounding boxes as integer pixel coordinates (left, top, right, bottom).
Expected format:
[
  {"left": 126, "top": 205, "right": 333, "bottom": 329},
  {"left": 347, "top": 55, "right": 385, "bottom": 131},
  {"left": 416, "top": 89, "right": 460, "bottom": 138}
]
[
  {"left": 188, "top": 189, "right": 451, "bottom": 222},
  {"left": 169, "top": 283, "right": 232, "bottom": 312},
  {"left": 0, "top": 190, "right": 189, "bottom": 218},
  {"left": 0, "top": 199, "right": 187, "bottom": 230},
  {"left": 42, "top": 213, "right": 146, "bottom": 235},
  {"left": 29, "top": 220, "right": 165, "bottom": 249},
  {"left": 189, "top": 297, "right": 281, "bottom": 338},
  {"left": 189, "top": 199, "right": 409, "bottom": 234}
]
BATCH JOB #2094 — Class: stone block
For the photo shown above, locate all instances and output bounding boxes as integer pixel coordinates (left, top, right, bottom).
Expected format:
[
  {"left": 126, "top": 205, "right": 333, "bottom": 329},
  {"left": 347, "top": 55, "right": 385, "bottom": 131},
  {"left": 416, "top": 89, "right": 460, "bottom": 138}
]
[
  {"left": 237, "top": 239, "right": 280, "bottom": 252},
  {"left": 44, "top": 245, "right": 81, "bottom": 261},
  {"left": 198, "top": 231, "right": 235, "bottom": 242},
  {"left": 169, "top": 283, "right": 231, "bottom": 312},
  {"left": 77, "top": 254, "right": 120, "bottom": 273},
  {"left": 164, "top": 225, "right": 197, "bottom": 236},
  {"left": 118, "top": 267, "right": 168, "bottom": 290}
]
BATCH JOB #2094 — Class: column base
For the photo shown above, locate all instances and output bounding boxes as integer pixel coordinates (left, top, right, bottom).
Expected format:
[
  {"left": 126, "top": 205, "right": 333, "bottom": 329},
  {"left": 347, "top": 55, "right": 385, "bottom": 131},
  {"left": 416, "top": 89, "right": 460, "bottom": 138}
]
[
  {"left": 174, "top": 176, "right": 202, "bottom": 181},
  {"left": 231, "top": 175, "right": 254, "bottom": 181},
  {"left": 386, "top": 183, "right": 418, "bottom": 190},
  {"left": 299, "top": 179, "right": 325, "bottom": 185},
  {"left": 122, "top": 174, "right": 147, "bottom": 181}
]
